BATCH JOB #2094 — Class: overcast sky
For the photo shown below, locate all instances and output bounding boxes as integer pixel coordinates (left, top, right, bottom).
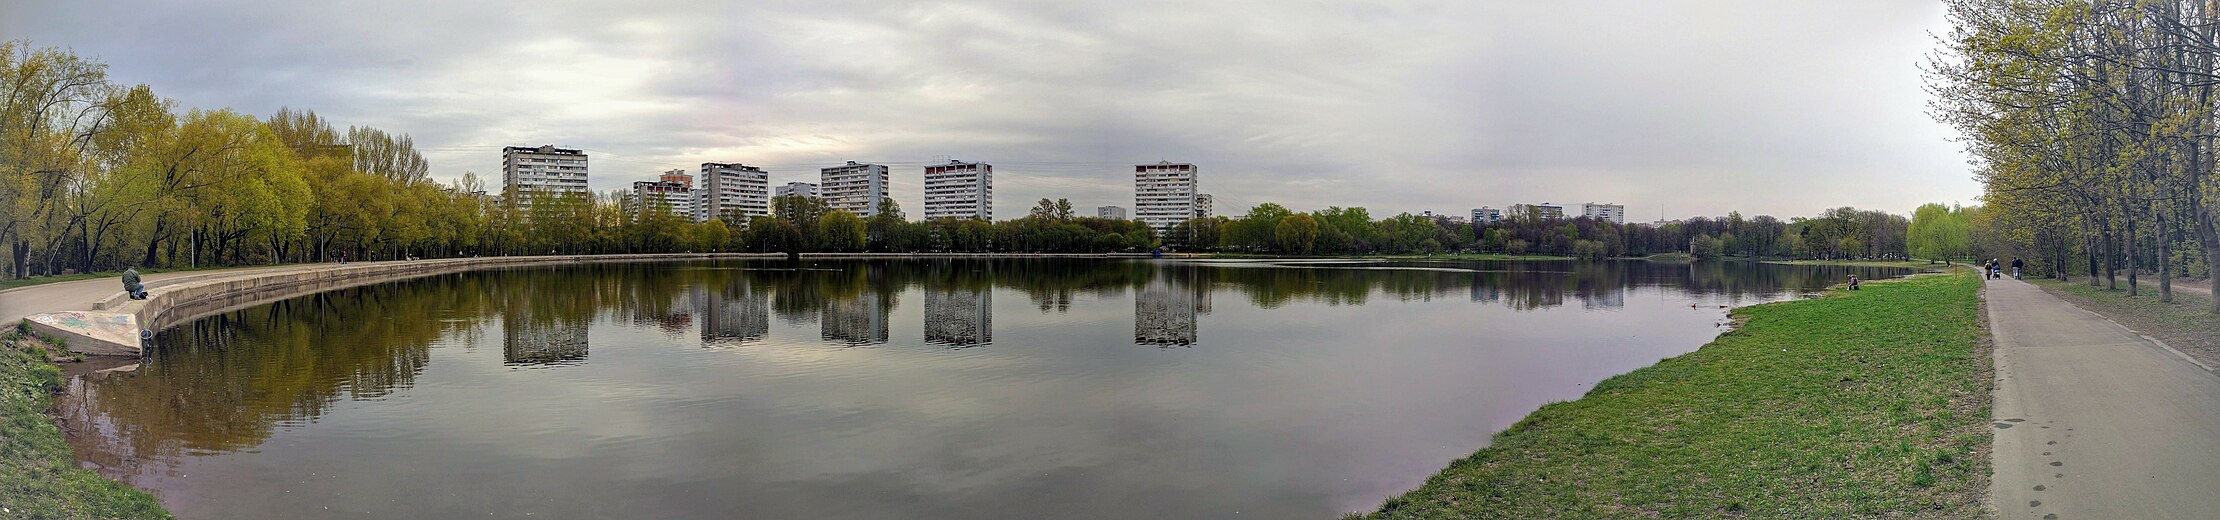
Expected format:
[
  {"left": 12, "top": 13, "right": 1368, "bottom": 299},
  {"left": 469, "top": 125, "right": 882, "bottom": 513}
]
[{"left": 2, "top": 1, "right": 1976, "bottom": 220}]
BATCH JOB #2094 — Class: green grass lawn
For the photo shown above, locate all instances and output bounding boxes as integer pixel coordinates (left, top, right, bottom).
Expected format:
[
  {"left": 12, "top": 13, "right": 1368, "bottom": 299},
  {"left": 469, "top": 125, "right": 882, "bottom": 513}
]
[
  {"left": 2031, "top": 278, "right": 2220, "bottom": 368},
  {"left": 1350, "top": 270, "right": 1989, "bottom": 519},
  {"left": 0, "top": 329, "right": 170, "bottom": 518}
]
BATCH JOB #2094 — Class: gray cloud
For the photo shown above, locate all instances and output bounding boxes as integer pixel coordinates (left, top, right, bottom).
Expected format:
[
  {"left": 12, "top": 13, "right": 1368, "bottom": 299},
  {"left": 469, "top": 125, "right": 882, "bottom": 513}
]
[{"left": 2, "top": 0, "right": 1975, "bottom": 220}]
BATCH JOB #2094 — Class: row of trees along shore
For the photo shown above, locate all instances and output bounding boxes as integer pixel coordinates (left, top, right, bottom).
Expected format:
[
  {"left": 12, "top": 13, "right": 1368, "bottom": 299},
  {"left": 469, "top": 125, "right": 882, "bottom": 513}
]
[
  {"left": 5, "top": 40, "right": 1930, "bottom": 282},
  {"left": 1932, "top": 0, "right": 2220, "bottom": 311},
  {"left": 1172, "top": 204, "right": 1908, "bottom": 260}
]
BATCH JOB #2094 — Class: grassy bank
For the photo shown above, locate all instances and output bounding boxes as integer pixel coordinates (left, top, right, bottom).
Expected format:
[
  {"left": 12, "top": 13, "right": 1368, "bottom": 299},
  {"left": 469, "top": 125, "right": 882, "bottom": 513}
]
[
  {"left": 2031, "top": 279, "right": 2220, "bottom": 369},
  {"left": 1351, "top": 270, "right": 1989, "bottom": 519},
  {"left": 0, "top": 328, "right": 171, "bottom": 518}
]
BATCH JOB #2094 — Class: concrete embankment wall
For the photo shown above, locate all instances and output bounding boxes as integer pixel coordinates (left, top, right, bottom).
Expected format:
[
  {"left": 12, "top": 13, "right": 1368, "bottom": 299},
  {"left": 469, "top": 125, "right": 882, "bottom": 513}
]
[{"left": 46, "top": 252, "right": 1170, "bottom": 355}]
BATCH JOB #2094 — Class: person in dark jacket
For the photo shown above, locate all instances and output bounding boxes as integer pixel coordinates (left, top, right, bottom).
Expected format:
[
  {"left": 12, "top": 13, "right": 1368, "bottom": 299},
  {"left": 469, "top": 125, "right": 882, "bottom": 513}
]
[
  {"left": 2011, "top": 258, "right": 2024, "bottom": 280},
  {"left": 122, "top": 266, "right": 147, "bottom": 300}
]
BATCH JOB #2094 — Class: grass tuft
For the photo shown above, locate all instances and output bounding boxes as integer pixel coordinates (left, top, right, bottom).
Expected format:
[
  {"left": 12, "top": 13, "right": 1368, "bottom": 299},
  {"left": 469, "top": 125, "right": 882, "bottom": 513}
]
[{"left": 2030, "top": 279, "right": 2220, "bottom": 369}]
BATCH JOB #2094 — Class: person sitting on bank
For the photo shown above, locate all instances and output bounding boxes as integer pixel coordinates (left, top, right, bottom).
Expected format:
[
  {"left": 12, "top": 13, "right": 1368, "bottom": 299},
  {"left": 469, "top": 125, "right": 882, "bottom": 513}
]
[
  {"left": 1848, "top": 274, "right": 1861, "bottom": 291},
  {"left": 122, "top": 265, "right": 148, "bottom": 300}
]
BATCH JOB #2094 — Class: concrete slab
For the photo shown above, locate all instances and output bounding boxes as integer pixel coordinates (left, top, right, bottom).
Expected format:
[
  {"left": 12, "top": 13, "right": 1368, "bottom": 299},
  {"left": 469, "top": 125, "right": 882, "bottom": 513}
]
[{"left": 21, "top": 311, "right": 141, "bottom": 356}]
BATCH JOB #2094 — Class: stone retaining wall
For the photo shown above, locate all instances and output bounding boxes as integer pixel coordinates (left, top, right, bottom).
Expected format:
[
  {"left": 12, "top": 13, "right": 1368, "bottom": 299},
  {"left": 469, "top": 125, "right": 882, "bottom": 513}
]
[{"left": 36, "top": 252, "right": 1172, "bottom": 356}]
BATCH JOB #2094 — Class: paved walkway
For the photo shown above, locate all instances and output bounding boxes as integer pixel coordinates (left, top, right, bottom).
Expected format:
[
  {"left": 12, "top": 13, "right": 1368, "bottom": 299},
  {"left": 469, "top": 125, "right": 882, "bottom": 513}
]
[
  {"left": 1987, "top": 276, "right": 2220, "bottom": 519},
  {"left": 0, "top": 263, "right": 383, "bottom": 327}
]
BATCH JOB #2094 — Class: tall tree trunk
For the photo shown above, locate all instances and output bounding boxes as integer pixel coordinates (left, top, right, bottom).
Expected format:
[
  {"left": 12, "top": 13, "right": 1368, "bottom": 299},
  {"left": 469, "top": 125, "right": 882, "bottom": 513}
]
[
  {"left": 2082, "top": 220, "right": 2096, "bottom": 284},
  {"left": 10, "top": 240, "right": 27, "bottom": 279},
  {"left": 2127, "top": 218, "right": 2139, "bottom": 297},
  {"left": 141, "top": 219, "right": 167, "bottom": 268},
  {"left": 2159, "top": 210, "right": 2173, "bottom": 303},
  {"left": 2198, "top": 206, "right": 2220, "bottom": 313},
  {"left": 2105, "top": 226, "right": 2118, "bottom": 290}
]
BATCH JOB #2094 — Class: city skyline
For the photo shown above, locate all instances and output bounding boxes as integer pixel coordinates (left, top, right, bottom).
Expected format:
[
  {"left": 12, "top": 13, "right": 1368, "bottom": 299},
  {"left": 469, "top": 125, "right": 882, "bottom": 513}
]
[{"left": 0, "top": 1, "right": 1977, "bottom": 220}]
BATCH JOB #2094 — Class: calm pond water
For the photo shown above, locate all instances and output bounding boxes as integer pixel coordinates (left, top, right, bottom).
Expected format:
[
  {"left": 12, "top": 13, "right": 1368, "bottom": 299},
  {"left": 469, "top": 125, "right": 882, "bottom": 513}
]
[{"left": 59, "top": 258, "right": 1910, "bottom": 519}]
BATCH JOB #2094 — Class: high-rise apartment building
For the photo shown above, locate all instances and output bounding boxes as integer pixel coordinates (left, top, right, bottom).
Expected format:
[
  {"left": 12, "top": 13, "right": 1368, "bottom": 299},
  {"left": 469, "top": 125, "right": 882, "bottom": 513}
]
[
  {"left": 776, "top": 182, "right": 819, "bottom": 199},
  {"left": 629, "top": 180, "right": 692, "bottom": 220},
  {"left": 1098, "top": 206, "right": 1127, "bottom": 220},
  {"left": 1193, "top": 193, "right": 1213, "bottom": 219},
  {"left": 698, "top": 162, "right": 770, "bottom": 222},
  {"left": 820, "top": 161, "right": 890, "bottom": 217},
  {"left": 501, "top": 145, "right": 589, "bottom": 206},
  {"left": 1581, "top": 203, "right": 1626, "bottom": 224},
  {"left": 1134, "top": 161, "right": 1198, "bottom": 234},
  {"left": 923, "top": 160, "right": 993, "bottom": 220}
]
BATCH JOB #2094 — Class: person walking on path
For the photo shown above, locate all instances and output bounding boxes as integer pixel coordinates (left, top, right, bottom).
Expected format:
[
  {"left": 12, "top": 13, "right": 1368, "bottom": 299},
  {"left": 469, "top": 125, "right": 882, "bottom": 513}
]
[{"left": 2011, "top": 258, "right": 2024, "bottom": 280}]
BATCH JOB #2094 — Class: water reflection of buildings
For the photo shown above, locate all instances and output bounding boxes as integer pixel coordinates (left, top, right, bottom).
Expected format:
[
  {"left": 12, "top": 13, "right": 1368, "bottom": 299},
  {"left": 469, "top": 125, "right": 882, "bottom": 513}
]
[
  {"left": 924, "top": 288, "right": 992, "bottom": 348},
  {"left": 502, "top": 308, "right": 590, "bottom": 365},
  {"left": 1136, "top": 268, "right": 1209, "bottom": 346},
  {"left": 822, "top": 295, "right": 890, "bottom": 346},
  {"left": 699, "top": 279, "right": 770, "bottom": 347}
]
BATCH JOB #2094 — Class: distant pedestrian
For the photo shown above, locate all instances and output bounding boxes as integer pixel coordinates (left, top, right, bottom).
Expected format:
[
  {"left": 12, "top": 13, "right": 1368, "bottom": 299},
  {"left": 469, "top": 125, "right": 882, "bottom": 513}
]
[
  {"left": 1848, "top": 274, "right": 1860, "bottom": 291},
  {"left": 2011, "top": 258, "right": 2024, "bottom": 280}
]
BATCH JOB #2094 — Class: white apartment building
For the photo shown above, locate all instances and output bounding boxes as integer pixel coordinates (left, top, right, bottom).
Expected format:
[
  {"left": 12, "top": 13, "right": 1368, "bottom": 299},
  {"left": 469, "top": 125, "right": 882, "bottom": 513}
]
[
  {"left": 821, "top": 161, "right": 889, "bottom": 217},
  {"left": 501, "top": 145, "right": 589, "bottom": 206},
  {"left": 1473, "top": 207, "right": 1504, "bottom": 224},
  {"left": 1582, "top": 203, "right": 1626, "bottom": 224},
  {"left": 629, "top": 180, "right": 692, "bottom": 220},
  {"left": 698, "top": 162, "right": 770, "bottom": 222},
  {"left": 1194, "top": 194, "right": 1213, "bottom": 219},
  {"left": 923, "top": 160, "right": 993, "bottom": 220},
  {"left": 776, "top": 181, "right": 819, "bottom": 199},
  {"left": 1134, "top": 161, "right": 1198, "bottom": 234},
  {"left": 1098, "top": 206, "right": 1127, "bottom": 220},
  {"left": 1525, "top": 203, "right": 1566, "bottom": 220}
]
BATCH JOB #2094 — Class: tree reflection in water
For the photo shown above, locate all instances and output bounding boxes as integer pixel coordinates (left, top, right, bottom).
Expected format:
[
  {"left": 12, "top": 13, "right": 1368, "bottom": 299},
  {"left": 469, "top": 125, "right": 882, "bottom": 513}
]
[{"left": 59, "top": 258, "right": 1907, "bottom": 490}]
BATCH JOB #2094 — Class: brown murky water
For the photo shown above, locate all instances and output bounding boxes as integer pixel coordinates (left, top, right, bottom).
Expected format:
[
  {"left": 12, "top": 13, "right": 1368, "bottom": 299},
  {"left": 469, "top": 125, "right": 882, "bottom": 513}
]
[{"left": 57, "top": 258, "right": 1908, "bottom": 519}]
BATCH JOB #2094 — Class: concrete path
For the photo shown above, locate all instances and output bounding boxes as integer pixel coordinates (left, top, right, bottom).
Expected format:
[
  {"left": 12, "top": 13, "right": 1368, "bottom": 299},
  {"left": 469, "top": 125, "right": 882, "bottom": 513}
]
[
  {"left": 1987, "top": 276, "right": 2220, "bottom": 519},
  {"left": 0, "top": 264, "right": 319, "bottom": 327}
]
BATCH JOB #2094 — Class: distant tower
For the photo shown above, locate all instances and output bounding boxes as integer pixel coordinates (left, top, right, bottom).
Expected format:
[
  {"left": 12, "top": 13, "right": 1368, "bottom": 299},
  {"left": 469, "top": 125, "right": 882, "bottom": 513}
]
[
  {"left": 1581, "top": 203, "right": 1626, "bottom": 224},
  {"left": 698, "top": 162, "right": 770, "bottom": 222},
  {"left": 923, "top": 160, "right": 993, "bottom": 220},
  {"left": 1134, "top": 161, "right": 1199, "bottom": 235},
  {"left": 776, "top": 181, "right": 819, "bottom": 199},
  {"left": 500, "top": 145, "right": 590, "bottom": 208},
  {"left": 820, "top": 161, "right": 890, "bottom": 217}
]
